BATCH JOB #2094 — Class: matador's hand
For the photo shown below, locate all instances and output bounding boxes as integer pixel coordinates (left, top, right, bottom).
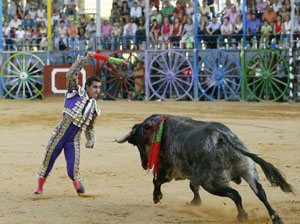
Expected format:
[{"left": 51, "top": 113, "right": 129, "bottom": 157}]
[
  {"left": 86, "top": 52, "right": 95, "bottom": 61},
  {"left": 85, "top": 141, "right": 94, "bottom": 148}
]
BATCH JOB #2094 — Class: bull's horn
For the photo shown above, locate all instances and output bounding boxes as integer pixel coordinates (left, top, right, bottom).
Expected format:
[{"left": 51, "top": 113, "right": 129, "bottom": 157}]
[{"left": 114, "top": 131, "right": 132, "bottom": 143}]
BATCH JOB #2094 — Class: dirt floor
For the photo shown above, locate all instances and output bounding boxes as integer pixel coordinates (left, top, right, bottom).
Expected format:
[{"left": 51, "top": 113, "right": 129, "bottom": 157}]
[{"left": 0, "top": 99, "right": 299, "bottom": 224}]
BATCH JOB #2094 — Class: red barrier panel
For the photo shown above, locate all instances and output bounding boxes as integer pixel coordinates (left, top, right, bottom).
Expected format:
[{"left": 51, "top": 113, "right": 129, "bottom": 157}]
[{"left": 43, "top": 65, "right": 95, "bottom": 97}]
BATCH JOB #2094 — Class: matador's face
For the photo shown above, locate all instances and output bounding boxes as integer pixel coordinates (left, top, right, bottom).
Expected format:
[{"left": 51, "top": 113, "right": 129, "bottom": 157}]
[{"left": 86, "top": 81, "right": 101, "bottom": 99}]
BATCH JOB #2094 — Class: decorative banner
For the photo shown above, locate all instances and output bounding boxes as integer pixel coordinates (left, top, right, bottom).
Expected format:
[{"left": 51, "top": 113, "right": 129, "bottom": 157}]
[{"left": 43, "top": 65, "right": 95, "bottom": 97}]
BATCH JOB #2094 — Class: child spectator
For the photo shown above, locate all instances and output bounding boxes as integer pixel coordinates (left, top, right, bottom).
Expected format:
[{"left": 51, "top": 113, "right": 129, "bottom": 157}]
[
  {"left": 260, "top": 20, "right": 272, "bottom": 48},
  {"left": 151, "top": 9, "right": 162, "bottom": 24},
  {"left": 31, "top": 25, "right": 40, "bottom": 48},
  {"left": 149, "top": 19, "right": 160, "bottom": 45},
  {"left": 15, "top": 25, "right": 25, "bottom": 49},
  {"left": 24, "top": 25, "right": 33, "bottom": 49},
  {"left": 111, "top": 21, "right": 122, "bottom": 50},
  {"left": 40, "top": 33, "right": 48, "bottom": 50},
  {"left": 3, "top": 21, "right": 13, "bottom": 50}
]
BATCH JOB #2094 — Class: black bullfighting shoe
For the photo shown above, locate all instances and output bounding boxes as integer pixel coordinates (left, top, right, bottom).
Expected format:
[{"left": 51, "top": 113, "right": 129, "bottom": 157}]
[{"left": 73, "top": 181, "right": 85, "bottom": 195}]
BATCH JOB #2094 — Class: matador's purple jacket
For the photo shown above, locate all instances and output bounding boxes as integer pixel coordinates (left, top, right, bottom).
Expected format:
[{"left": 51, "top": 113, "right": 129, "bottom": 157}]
[{"left": 37, "top": 56, "right": 100, "bottom": 182}]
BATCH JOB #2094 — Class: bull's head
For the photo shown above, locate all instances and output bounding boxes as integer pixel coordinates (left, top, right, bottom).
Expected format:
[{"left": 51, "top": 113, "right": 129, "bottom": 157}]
[{"left": 114, "top": 116, "right": 160, "bottom": 170}]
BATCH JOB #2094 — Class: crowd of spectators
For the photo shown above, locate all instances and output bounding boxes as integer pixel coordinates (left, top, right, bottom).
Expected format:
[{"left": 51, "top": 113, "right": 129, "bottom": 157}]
[
  {"left": 2, "top": 0, "right": 300, "bottom": 51},
  {"left": 2, "top": 0, "right": 96, "bottom": 51}
]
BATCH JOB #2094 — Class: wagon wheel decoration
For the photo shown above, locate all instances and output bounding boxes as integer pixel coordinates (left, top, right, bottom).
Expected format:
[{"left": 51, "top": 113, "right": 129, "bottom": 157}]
[
  {"left": 52, "top": 51, "right": 95, "bottom": 65},
  {"left": 197, "top": 50, "right": 242, "bottom": 101},
  {"left": 245, "top": 50, "right": 290, "bottom": 101},
  {"left": 148, "top": 50, "right": 193, "bottom": 100},
  {"left": 1, "top": 52, "right": 44, "bottom": 99},
  {"left": 100, "top": 51, "right": 145, "bottom": 100}
]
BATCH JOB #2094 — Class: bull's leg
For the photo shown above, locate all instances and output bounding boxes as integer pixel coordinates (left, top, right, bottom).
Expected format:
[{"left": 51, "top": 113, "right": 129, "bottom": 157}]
[
  {"left": 153, "top": 178, "right": 163, "bottom": 204},
  {"left": 245, "top": 174, "right": 283, "bottom": 224},
  {"left": 207, "top": 186, "right": 248, "bottom": 222},
  {"left": 189, "top": 181, "right": 201, "bottom": 205}
]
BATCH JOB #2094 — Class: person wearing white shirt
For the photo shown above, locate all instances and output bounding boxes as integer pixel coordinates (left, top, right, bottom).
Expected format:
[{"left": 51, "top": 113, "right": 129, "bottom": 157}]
[
  {"left": 9, "top": 15, "right": 22, "bottom": 29},
  {"left": 122, "top": 18, "right": 137, "bottom": 49},
  {"left": 272, "top": 0, "right": 282, "bottom": 13},
  {"left": 7, "top": 0, "right": 19, "bottom": 19},
  {"left": 130, "top": 1, "right": 142, "bottom": 22},
  {"left": 36, "top": 3, "right": 46, "bottom": 25},
  {"left": 86, "top": 18, "right": 97, "bottom": 50},
  {"left": 15, "top": 25, "right": 25, "bottom": 48}
]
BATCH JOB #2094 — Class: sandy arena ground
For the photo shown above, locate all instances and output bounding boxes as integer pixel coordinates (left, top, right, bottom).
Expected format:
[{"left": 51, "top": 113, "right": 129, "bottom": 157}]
[{"left": 0, "top": 99, "right": 299, "bottom": 224}]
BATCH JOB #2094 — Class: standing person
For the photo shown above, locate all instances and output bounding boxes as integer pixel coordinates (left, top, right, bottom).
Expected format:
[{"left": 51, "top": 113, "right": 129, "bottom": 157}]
[{"left": 34, "top": 52, "right": 101, "bottom": 196}]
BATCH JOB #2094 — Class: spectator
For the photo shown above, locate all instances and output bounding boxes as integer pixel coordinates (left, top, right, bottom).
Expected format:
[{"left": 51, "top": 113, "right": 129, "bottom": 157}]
[
  {"left": 25, "top": 0, "right": 36, "bottom": 13},
  {"left": 51, "top": 10, "right": 60, "bottom": 31},
  {"left": 257, "top": 0, "right": 269, "bottom": 18},
  {"left": 16, "top": 5, "right": 25, "bottom": 20},
  {"left": 111, "top": 2, "right": 121, "bottom": 24},
  {"left": 31, "top": 25, "right": 40, "bottom": 48},
  {"left": 178, "top": 9, "right": 186, "bottom": 24},
  {"left": 3, "top": 21, "right": 13, "bottom": 50},
  {"left": 113, "top": 0, "right": 123, "bottom": 8},
  {"left": 223, "top": 4, "right": 241, "bottom": 25},
  {"left": 150, "top": 0, "right": 160, "bottom": 10},
  {"left": 274, "top": 15, "right": 283, "bottom": 47},
  {"left": 220, "top": 17, "right": 233, "bottom": 48},
  {"left": 151, "top": 9, "right": 162, "bottom": 24},
  {"left": 219, "top": 0, "right": 232, "bottom": 18},
  {"left": 198, "top": 16, "right": 209, "bottom": 48},
  {"left": 39, "top": 21, "right": 47, "bottom": 37},
  {"left": 24, "top": 25, "right": 32, "bottom": 49},
  {"left": 78, "top": 13, "right": 88, "bottom": 31},
  {"left": 78, "top": 27, "right": 87, "bottom": 51},
  {"left": 162, "top": 1, "right": 174, "bottom": 20},
  {"left": 15, "top": 24, "right": 25, "bottom": 49},
  {"left": 181, "top": 17, "right": 194, "bottom": 48},
  {"left": 294, "top": 16, "right": 300, "bottom": 44},
  {"left": 199, "top": 0, "right": 210, "bottom": 21},
  {"left": 170, "top": 17, "right": 182, "bottom": 48},
  {"left": 185, "top": 1, "right": 194, "bottom": 18},
  {"left": 283, "top": 0, "right": 291, "bottom": 12},
  {"left": 101, "top": 19, "right": 112, "bottom": 49},
  {"left": 127, "top": 0, "right": 136, "bottom": 8},
  {"left": 136, "top": 18, "right": 146, "bottom": 49},
  {"left": 144, "top": 2, "right": 156, "bottom": 18},
  {"left": 7, "top": 0, "right": 19, "bottom": 20},
  {"left": 247, "top": 0, "right": 256, "bottom": 14},
  {"left": 173, "top": 1, "right": 185, "bottom": 18},
  {"left": 247, "top": 13, "right": 261, "bottom": 48},
  {"left": 111, "top": 21, "right": 122, "bottom": 50},
  {"left": 22, "top": 14, "right": 36, "bottom": 29},
  {"left": 36, "top": 3, "right": 46, "bottom": 26},
  {"left": 86, "top": 18, "right": 96, "bottom": 50},
  {"left": 246, "top": 7, "right": 252, "bottom": 21},
  {"left": 68, "top": 21, "right": 78, "bottom": 49},
  {"left": 206, "top": 16, "right": 221, "bottom": 48},
  {"left": 262, "top": 5, "right": 277, "bottom": 26},
  {"left": 28, "top": 4, "right": 37, "bottom": 20},
  {"left": 159, "top": 17, "right": 172, "bottom": 49},
  {"left": 55, "top": 20, "right": 68, "bottom": 50},
  {"left": 281, "top": 14, "right": 291, "bottom": 47},
  {"left": 235, "top": 0, "right": 242, "bottom": 13},
  {"left": 208, "top": 0, "right": 216, "bottom": 18},
  {"left": 273, "top": 0, "right": 282, "bottom": 13},
  {"left": 149, "top": 19, "right": 161, "bottom": 44},
  {"left": 65, "top": 0, "right": 78, "bottom": 20},
  {"left": 52, "top": 0, "right": 64, "bottom": 13},
  {"left": 40, "top": 33, "right": 48, "bottom": 50},
  {"left": 40, "top": 11, "right": 49, "bottom": 27},
  {"left": 9, "top": 15, "right": 22, "bottom": 29},
  {"left": 296, "top": 5, "right": 300, "bottom": 18},
  {"left": 130, "top": 1, "right": 143, "bottom": 23},
  {"left": 58, "top": 12, "right": 70, "bottom": 28},
  {"left": 122, "top": 18, "right": 137, "bottom": 49},
  {"left": 233, "top": 15, "right": 243, "bottom": 47},
  {"left": 260, "top": 20, "right": 272, "bottom": 47},
  {"left": 120, "top": 1, "right": 130, "bottom": 24},
  {"left": 279, "top": 6, "right": 289, "bottom": 20}
]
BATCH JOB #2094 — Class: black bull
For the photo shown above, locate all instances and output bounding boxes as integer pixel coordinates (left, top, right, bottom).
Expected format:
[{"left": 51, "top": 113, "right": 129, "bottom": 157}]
[{"left": 115, "top": 115, "right": 293, "bottom": 224}]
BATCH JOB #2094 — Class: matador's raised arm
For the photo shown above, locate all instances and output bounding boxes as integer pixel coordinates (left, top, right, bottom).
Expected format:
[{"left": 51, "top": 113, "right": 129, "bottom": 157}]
[{"left": 66, "top": 56, "right": 89, "bottom": 92}]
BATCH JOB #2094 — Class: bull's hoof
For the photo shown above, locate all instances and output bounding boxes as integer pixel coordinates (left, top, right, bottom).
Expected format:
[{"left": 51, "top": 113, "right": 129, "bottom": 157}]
[
  {"left": 237, "top": 210, "right": 248, "bottom": 222},
  {"left": 190, "top": 197, "right": 201, "bottom": 206},
  {"left": 272, "top": 214, "right": 283, "bottom": 224},
  {"left": 153, "top": 193, "right": 163, "bottom": 204},
  {"left": 232, "top": 176, "right": 242, "bottom": 185}
]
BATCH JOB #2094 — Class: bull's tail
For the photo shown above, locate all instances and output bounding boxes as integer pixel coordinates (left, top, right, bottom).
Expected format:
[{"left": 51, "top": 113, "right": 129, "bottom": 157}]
[{"left": 220, "top": 131, "right": 294, "bottom": 193}]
